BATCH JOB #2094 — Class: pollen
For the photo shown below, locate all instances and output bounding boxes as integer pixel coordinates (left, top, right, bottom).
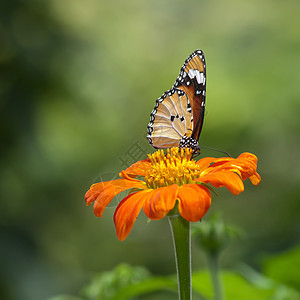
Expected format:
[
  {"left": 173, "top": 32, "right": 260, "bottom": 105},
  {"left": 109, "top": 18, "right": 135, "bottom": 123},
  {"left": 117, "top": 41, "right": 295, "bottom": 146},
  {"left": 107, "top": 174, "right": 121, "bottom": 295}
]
[{"left": 145, "top": 147, "right": 201, "bottom": 189}]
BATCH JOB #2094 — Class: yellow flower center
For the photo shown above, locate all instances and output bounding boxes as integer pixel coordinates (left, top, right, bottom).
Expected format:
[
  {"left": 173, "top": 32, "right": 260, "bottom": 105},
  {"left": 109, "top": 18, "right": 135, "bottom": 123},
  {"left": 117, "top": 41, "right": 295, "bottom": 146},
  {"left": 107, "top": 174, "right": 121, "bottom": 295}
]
[{"left": 145, "top": 147, "right": 201, "bottom": 189}]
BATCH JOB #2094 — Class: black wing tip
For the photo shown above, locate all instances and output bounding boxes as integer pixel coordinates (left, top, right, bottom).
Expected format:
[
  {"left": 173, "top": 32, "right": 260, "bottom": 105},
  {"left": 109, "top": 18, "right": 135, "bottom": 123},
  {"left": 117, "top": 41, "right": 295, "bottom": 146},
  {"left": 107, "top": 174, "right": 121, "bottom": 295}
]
[
  {"left": 190, "top": 49, "right": 205, "bottom": 57},
  {"left": 194, "top": 49, "right": 204, "bottom": 53}
]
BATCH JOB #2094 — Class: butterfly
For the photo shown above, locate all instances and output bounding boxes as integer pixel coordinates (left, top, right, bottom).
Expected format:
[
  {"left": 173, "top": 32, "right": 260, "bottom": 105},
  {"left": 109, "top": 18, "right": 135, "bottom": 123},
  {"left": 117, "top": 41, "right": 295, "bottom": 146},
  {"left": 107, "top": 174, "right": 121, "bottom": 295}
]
[{"left": 147, "top": 49, "right": 206, "bottom": 153}]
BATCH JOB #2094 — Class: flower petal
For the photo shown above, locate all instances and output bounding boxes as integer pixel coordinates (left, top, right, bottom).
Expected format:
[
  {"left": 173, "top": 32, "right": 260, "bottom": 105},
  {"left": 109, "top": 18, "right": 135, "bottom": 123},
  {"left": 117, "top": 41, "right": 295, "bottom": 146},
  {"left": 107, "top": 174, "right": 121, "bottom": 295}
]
[
  {"left": 196, "top": 171, "right": 244, "bottom": 195},
  {"left": 201, "top": 152, "right": 259, "bottom": 183},
  {"left": 113, "top": 190, "right": 152, "bottom": 241},
  {"left": 143, "top": 184, "right": 178, "bottom": 220},
  {"left": 238, "top": 152, "right": 258, "bottom": 163},
  {"left": 123, "top": 159, "right": 151, "bottom": 177},
  {"left": 235, "top": 153, "right": 259, "bottom": 180},
  {"left": 196, "top": 156, "right": 217, "bottom": 168},
  {"left": 177, "top": 184, "right": 211, "bottom": 222},
  {"left": 250, "top": 172, "right": 261, "bottom": 185},
  {"left": 85, "top": 179, "right": 146, "bottom": 217}
]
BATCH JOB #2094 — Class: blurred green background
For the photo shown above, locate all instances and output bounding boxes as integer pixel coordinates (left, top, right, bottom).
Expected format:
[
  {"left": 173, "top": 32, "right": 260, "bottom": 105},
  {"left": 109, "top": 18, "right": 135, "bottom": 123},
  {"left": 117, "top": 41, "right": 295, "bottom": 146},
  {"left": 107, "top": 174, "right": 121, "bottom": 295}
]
[{"left": 1, "top": 0, "right": 300, "bottom": 299}]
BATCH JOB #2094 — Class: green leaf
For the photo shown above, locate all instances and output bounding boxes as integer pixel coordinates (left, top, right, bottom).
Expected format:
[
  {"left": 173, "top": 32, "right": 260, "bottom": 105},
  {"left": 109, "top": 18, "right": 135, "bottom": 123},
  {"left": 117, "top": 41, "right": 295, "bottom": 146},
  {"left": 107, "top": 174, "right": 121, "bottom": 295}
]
[
  {"left": 82, "top": 264, "right": 150, "bottom": 299},
  {"left": 192, "top": 271, "right": 214, "bottom": 299},
  {"left": 222, "top": 271, "right": 274, "bottom": 300},
  {"left": 263, "top": 246, "right": 300, "bottom": 291},
  {"left": 111, "top": 276, "right": 177, "bottom": 300},
  {"left": 193, "top": 270, "right": 274, "bottom": 300},
  {"left": 81, "top": 264, "right": 177, "bottom": 300}
]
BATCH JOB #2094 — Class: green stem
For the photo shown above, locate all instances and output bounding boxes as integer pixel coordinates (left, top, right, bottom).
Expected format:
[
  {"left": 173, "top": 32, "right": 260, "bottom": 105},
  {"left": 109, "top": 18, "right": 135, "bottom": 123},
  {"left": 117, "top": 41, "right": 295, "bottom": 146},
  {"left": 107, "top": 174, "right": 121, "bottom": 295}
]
[
  {"left": 208, "top": 253, "right": 225, "bottom": 300},
  {"left": 168, "top": 214, "right": 191, "bottom": 300}
]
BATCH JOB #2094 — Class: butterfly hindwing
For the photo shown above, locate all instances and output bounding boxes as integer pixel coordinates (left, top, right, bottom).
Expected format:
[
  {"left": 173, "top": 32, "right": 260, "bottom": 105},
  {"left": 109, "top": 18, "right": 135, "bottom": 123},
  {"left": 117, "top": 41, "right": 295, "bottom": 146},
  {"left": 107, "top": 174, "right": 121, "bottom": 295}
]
[
  {"left": 147, "top": 49, "right": 206, "bottom": 151},
  {"left": 147, "top": 89, "right": 193, "bottom": 149}
]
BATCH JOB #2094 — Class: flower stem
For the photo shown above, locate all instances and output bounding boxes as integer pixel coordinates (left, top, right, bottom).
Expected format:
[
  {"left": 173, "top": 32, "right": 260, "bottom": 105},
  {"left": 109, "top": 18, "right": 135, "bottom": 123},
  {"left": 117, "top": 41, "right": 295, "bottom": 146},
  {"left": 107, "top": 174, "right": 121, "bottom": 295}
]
[
  {"left": 168, "top": 214, "right": 191, "bottom": 300},
  {"left": 208, "top": 253, "right": 225, "bottom": 300}
]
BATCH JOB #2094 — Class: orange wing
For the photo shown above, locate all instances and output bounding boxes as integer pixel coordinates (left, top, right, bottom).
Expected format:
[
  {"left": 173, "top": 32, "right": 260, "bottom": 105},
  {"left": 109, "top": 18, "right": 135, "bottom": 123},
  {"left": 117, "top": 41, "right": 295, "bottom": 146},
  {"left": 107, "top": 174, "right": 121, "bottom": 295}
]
[{"left": 174, "top": 50, "right": 206, "bottom": 140}]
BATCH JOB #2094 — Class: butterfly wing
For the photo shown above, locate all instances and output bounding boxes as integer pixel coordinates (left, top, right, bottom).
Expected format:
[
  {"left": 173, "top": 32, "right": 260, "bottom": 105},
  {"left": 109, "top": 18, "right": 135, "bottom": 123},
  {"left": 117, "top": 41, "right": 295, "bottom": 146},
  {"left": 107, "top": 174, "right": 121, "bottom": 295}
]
[
  {"left": 174, "top": 49, "right": 206, "bottom": 141},
  {"left": 147, "top": 49, "right": 206, "bottom": 150},
  {"left": 147, "top": 89, "right": 193, "bottom": 148}
]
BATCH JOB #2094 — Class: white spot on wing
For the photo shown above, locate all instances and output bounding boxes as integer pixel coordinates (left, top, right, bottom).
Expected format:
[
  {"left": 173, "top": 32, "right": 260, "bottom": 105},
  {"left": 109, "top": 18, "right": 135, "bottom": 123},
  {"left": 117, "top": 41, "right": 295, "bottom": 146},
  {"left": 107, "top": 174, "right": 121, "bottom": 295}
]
[
  {"left": 189, "top": 69, "right": 205, "bottom": 85},
  {"left": 188, "top": 69, "right": 195, "bottom": 79},
  {"left": 195, "top": 71, "right": 201, "bottom": 84}
]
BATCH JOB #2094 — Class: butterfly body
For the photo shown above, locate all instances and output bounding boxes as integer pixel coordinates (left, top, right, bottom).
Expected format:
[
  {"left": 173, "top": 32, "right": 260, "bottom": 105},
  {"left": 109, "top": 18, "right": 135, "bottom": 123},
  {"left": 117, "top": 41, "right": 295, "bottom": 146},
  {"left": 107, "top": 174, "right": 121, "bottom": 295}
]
[{"left": 147, "top": 49, "right": 206, "bottom": 153}]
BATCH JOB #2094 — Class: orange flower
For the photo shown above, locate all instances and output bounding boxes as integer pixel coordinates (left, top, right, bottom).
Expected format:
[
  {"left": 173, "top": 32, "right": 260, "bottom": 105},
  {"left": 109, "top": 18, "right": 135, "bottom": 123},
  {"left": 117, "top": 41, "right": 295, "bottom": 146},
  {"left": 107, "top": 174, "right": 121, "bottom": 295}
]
[{"left": 85, "top": 148, "right": 261, "bottom": 241}]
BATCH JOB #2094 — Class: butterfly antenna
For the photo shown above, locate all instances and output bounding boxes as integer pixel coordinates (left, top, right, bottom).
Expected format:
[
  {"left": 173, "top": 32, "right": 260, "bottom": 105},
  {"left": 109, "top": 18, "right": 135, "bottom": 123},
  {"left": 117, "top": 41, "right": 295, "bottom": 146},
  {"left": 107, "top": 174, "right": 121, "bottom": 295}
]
[{"left": 200, "top": 146, "right": 231, "bottom": 157}]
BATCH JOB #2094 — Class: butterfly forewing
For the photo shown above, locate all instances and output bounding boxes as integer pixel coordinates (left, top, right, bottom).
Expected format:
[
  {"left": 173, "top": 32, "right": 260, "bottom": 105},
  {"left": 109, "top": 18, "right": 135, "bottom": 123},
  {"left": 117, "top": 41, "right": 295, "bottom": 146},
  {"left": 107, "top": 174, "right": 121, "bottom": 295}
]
[
  {"left": 174, "top": 50, "right": 206, "bottom": 141},
  {"left": 148, "top": 49, "right": 206, "bottom": 150},
  {"left": 147, "top": 89, "right": 193, "bottom": 149}
]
